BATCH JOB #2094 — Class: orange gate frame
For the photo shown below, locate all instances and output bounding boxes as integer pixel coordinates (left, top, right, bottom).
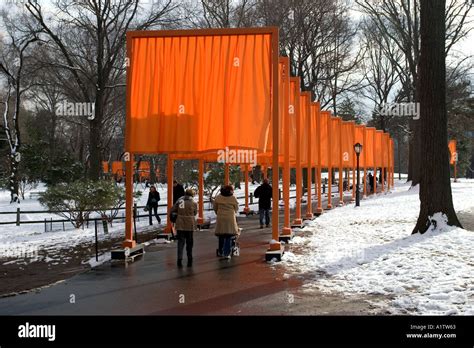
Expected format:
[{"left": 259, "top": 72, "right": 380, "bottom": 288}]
[{"left": 125, "top": 27, "right": 282, "bottom": 254}]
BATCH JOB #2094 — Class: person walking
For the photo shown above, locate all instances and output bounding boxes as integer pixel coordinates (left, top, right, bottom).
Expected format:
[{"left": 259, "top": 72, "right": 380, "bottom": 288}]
[
  {"left": 173, "top": 180, "right": 185, "bottom": 204},
  {"left": 254, "top": 178, "right": 272, "bottom": 228},
  {"left": 146, "top": 185, "right": 161, "bottom": 225},
  {"left": 170, "top": 189, "right": 197, "bottom": 268},
  {"left": 213, "top": 185, "right": 239, "bottom": 259},
  {"left": 367, "top": 172, "right": 374, "bottom": 193}
]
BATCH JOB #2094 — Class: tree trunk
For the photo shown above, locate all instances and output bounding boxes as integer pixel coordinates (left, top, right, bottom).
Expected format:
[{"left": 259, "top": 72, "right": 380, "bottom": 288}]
[
  {"left": 413, "top": 0, "right": 462, "bottom": 234},
  {"left": 9, "top": 153, "right": 20, "bottom": 203},
  {"left": 150, "top": 157, "right": 157, "bottom": 184},
  {"left": 88, "top": 118, "right": 101, "bottom": 180}
]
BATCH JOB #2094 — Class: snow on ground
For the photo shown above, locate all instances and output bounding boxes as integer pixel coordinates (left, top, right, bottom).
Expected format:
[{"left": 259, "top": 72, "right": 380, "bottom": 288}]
[
  {"left": 281, "top": 179, "right": 474, "bottom": 315},
  {"left": 0, "top": 181, "right": 268, "bottom": 262}
]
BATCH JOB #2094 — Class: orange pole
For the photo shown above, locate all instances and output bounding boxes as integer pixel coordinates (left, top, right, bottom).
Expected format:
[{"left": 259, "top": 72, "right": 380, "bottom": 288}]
[
  {"left": 363, "top": 127, "right": 367, "bottom": 197},
  {"left": 351, "top": 165, "right": 356, "bottom": 201},
  {"left": 261, "top": 165, "right": 267, "bottom": 180},
  {"left": 165, "top": 156, "right": 174, "bottom": 234},
  {"left": 305, "top": 95, "right": 313, "bottom": 219},
  {"left": 363, "top": 167, "right": 367, "bottom": 198},
  {"left": 381, "top": 166, "right": 385, "bottom": 192},
  {"left": 269, "top": 31, "right": 281, "bottom": 252},
  {"left": 244, "top": 165, "right": 250, "bottom": 213},
  {"left": 224, "top": 163, "right": 230, "bottom": 185},
  {"left": 292, "top": 79, "right": 302, "bottom": 225},
  {"left": 338, "top": 120, "right": 343, "bottom": 205},
  {"left": 123, "top": 153, "right": 136, "bottom": 248},
  {"left": 327, "top": 117, "right": 333, "bottom": 209},
  {"left": 282, "top": 58, "right": 291, "bottom": 236},
  {"left": 197, "top": 159, "right": 204, "bottom": 224},
  {"left": 316, "top": 106, "right": 323, "bottom": 215},
  {"left": 373, "top": 131, "right": 377, "bottom": 194},
  {"left": 387, "top": 138, "right": 391, "bottom": 192}
]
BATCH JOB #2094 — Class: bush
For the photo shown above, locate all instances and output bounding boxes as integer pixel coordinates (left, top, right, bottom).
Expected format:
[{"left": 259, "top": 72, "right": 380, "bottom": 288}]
[{"left": 39, "top": 180, "right": 140, "bottom": 229}]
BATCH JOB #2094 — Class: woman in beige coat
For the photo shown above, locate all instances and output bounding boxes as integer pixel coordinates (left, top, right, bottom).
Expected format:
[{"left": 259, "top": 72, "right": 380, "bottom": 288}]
[{"left": 213, "top": 185, "right": 239, "bottom": 259}]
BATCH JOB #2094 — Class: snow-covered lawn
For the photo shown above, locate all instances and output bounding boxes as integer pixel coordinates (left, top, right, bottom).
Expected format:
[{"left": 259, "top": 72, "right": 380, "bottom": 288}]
[
  {"left": 282, "top": 179, "right": 474, "bottom": 315},
  {"left": 0, "top": 181, "right": 266, "bottom": 262}
]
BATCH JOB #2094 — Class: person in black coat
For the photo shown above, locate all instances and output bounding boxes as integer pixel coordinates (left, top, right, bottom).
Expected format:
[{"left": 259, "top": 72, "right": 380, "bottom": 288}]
[
  {"left": 146, "top": 185, "right": 161, "bottom": 225},
  {"left": 368, "top": 172, "right": 374, "bottom": 194},
  {"left": 173, "top": 180, "right": 185, "bottom": 205},
  {"left": 254, "top": 179, "right": 272, "bottom": 228}
]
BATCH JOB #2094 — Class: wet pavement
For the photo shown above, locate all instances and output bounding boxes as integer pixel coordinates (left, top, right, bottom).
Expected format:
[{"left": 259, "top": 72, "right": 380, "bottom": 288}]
[{"left": 0, "top": 192, "right": 377, "bottom": 315}]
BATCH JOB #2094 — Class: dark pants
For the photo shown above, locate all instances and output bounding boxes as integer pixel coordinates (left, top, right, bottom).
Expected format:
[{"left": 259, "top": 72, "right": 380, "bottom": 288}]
[
  {"left": 218, "top": 235, "right": 233, "bottom": 257},
  {"left": 148, "top": 205, "right": 161, "bottom": 225},
  {"left": 177, "top": 230, "right": 193, "bottom": 261},
  {"left": 259, "top": 209, "right": 271, "bottom": 226}
]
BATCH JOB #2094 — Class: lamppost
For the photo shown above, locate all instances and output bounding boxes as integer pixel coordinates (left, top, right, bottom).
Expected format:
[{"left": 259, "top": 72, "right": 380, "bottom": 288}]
[{"left": 354, "top": 143, "right": 363, "bottom": 207}]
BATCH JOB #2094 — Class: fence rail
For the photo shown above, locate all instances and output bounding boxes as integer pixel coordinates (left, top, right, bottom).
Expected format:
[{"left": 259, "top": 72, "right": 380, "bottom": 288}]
[{"left": 0, "top": 185, "right": 350, "bottom": 227}]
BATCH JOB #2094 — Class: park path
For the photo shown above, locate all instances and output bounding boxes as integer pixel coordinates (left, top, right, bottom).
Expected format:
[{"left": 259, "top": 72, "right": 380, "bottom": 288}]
[{"left": 0, "top": 192, "right": 382, "bottom": 315}]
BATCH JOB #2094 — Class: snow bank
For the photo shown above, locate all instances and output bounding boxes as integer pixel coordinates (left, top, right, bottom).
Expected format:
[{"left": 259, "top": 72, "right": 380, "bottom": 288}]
[{"left": 281, "top": 179, "right": 474, "bottom": 315}]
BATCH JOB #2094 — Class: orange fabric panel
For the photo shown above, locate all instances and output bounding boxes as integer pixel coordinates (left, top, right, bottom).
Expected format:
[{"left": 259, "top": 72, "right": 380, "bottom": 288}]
[
  {"left": 310, "top": 102, "right": 319, "bottom": 166},
  {"left": 129, "top": 34, "right": 272, "bottom": 153},
  {"left": 319, "top": 111, "right": 330, "bottom": 168},
  {"left": 448, "top": 140, "right": 457, "bottom": 164},
  {"left": 374, "top": 130, "right": 383, "bottom": 167},
  {"left": 102, "top": 161, "right": 109, "bottom": 173},
  {"left": 330, "top": 117, "right": 341, "bottom": 167},
  {"left": 341, "top": 121, "right": 355, "bottom": 168},
  {"left": 382, "top": 133, "right": 390, "bottom": 167},
  {"left": 354, "top": 125, "right": 365, "bottom": 167},
  {"left": 365, "top": 128, "right": 375, "bottom": 168},
  {"left": 112, "top": 161, "right": 124, "bottom": 176},
  {"left": 289, "top": 78, "right": 299, "bottom": 165},
  {"left": 300, "top": 93, "right": 310, "bottom": 167}
]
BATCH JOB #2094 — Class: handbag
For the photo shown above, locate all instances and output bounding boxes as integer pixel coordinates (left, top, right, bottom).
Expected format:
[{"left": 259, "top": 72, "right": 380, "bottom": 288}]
[{"left": 170, "top": 211, "right": 178, "bottom": 223}]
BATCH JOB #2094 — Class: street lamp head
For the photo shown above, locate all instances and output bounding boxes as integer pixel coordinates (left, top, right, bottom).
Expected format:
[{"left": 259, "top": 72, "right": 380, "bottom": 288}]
[{"left": 354, "top": 142, "right": 363, "bottom": 155}]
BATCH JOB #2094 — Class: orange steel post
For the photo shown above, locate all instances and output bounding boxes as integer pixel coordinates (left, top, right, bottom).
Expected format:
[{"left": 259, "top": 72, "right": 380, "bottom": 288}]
[
  {"left": 224, "top": 163, "right": 230, "bottom": 185},
  {"left": 351, "top": 164, "right": 356, "bottom": 201},
  {"left": 123, "top": 35, "right": 136, "bottom": 249},
  {"left": 244, "top": 165, "right": 250, "bottom": 214},
  {"left": 165, "top": 156, "right": 174, "bottom": 234},
  {"left": 316, "top": 104, "right": 323, "bottom": 215},
  {"left": 338, "top": 119, "right": 344, "bottom": 206},
  {"left": 327, "top": 115, "right": 333, "bottom": 209},
  {"left": 281, "top": 58, "right": 292, "bottom": 236},
  {"left": 123, "top": 154, "right": 136, "bottom": 248},
  {"left": 373, "top": 130, "right": 377, "bottom": 195},
  {"left": 197, "top": 159, "right": 204, "bottom": 224},
  {"left": 304, "top": 93, "right": 313, "bottom": 219},
  {"left": 269, "top": 28, "right": 281, "bottom": 252},
  {"left": 350, "top": 123, "right": 356, "bottom": 202},
  {"left": 363, "top": 128, "right": 367, "bottom": 198},
  {"left": 387, "top": 138, "right": 391, "bottom": 192},
  {"left": 392, "top": 139, "right": 395, "bottom": 187},
  {"left": 261, "top": 165, "right": 267, "bottom": 180},
  {"left": 292, "top": 79, "right": 303, "bottom": 226},
  {"left": 381, "top": 135, "right": 385, "bottom": 193}
]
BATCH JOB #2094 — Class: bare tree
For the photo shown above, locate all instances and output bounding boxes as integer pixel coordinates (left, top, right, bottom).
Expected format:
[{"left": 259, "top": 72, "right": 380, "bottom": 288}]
[
  {"left": 356, "top": 0, "right": 473, "bottom": 185},
  {"left": 25, "top": 0, "right": 183, "bottom": 180},
  {"left": 0, "top": 10, "right": 41, "bottom": 202}
]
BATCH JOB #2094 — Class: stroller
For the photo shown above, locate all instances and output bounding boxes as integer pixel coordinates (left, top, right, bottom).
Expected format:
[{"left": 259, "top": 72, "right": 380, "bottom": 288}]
[{"left": 216, "top": 228, "right": 242, "bottom": 257}]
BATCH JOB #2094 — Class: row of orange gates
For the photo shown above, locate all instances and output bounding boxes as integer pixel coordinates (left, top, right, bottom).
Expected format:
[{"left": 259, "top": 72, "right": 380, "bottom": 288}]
[
  {"left": 115, "top": 27, "right": 457, "bottom": 260},
  {"left": 102, "top": 161, "right": 159, "bottom": 181}
]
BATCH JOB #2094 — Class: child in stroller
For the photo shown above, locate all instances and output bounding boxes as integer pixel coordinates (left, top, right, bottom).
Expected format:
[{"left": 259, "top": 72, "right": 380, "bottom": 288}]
[{"left": 216, "top": 228, "right": 242, "bottom": 257}]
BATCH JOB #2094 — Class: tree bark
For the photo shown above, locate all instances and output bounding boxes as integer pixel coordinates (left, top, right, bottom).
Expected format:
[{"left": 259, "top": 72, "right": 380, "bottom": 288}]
[{"left": 413, "top": 0, "right": 462, "bottom": 234}]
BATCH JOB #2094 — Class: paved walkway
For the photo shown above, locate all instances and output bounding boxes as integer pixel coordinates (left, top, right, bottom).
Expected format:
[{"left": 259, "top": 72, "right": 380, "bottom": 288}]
[{"left": 0, "top": 192, "right": 379, "bottom": 315}]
